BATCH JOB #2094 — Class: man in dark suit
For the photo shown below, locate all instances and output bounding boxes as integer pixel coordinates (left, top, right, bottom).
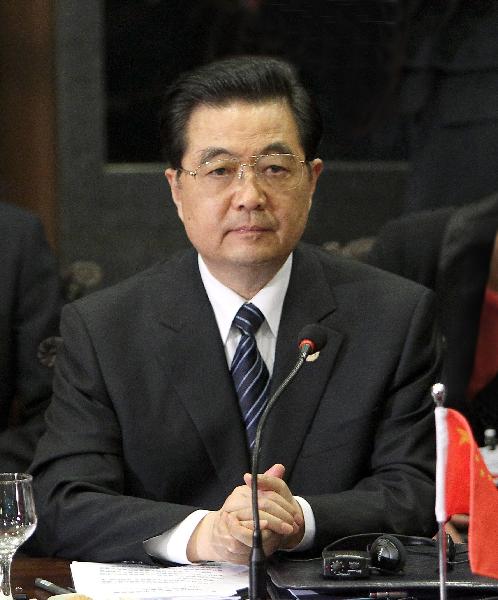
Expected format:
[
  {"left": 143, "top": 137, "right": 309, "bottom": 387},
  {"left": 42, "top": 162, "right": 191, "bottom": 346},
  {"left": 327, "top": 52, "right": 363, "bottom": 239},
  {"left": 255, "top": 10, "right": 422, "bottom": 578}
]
[
  {"left": 31, "top": 56, "right": 439, "bottom": 565},
  {"left": 0, "top": 201, "right": 62, "bottom": 472},
  {"left": 368, "top": 194, "right": 498, "bottom": 446}
]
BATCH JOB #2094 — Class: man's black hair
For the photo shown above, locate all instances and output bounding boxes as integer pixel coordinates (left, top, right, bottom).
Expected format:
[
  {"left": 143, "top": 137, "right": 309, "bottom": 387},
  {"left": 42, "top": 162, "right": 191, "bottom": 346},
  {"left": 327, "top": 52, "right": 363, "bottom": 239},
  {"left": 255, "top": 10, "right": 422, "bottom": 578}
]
[{"left": 159, "top": 55, "right": 323, "bottom": 168}]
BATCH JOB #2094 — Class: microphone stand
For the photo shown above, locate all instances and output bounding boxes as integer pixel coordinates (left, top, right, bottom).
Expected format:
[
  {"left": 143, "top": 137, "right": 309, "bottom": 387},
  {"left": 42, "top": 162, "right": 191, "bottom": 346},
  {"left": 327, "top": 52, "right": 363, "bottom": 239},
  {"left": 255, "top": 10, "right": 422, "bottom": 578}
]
[{"left": 249, "top": 345, "right": 312, "bottom": 600}]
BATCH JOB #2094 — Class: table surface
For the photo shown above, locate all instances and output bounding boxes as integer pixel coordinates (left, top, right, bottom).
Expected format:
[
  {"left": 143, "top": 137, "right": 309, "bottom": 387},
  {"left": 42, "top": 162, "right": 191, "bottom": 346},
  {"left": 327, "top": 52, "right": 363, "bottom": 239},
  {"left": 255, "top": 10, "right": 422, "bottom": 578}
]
[
  {"left": 12, "top": 554, "right": 496, "bottom": 600},
  {"left": 12, "top": 554, "right": 72, "bottom": 600}
]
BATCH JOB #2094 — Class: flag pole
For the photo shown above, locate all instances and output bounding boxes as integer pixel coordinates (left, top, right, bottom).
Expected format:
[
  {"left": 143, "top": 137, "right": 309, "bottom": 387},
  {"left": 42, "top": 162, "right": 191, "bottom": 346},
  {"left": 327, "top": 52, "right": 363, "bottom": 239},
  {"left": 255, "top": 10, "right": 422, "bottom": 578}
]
[
  {"left": 432, "top": 383, "right": 448, "bottom": 600},
  {"left": 437, "top": 522, "right": 448, "bottom": 600}
]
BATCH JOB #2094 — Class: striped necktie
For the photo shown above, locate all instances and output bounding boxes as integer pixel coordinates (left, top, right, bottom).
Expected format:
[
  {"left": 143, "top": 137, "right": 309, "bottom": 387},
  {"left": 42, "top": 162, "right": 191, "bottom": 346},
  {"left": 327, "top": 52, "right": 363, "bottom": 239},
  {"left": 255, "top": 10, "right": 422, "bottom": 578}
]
[{"left": 231, "top": 303, "right": 271, "bottom": 450}]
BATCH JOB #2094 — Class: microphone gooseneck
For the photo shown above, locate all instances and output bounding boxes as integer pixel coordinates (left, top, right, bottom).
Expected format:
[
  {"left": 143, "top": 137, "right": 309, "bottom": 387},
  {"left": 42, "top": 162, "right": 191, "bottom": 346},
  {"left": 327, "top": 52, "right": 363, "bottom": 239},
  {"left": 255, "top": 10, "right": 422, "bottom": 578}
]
[{"left": 249, "top": 324, "right": 328, "bottom": 600}]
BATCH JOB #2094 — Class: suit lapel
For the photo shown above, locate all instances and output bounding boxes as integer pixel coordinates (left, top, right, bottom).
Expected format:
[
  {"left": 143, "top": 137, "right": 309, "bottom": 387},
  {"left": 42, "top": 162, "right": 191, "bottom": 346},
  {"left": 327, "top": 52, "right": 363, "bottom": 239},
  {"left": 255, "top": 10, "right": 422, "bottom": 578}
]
[
  {"left": 260, "top": 245, "right": 344, "bottom": 478},
  {"left": 147, "top": 246, "right": 345, "bottom": 489},
  {"left": 148, "top": 251, "right": 250, "bottom": 495}
]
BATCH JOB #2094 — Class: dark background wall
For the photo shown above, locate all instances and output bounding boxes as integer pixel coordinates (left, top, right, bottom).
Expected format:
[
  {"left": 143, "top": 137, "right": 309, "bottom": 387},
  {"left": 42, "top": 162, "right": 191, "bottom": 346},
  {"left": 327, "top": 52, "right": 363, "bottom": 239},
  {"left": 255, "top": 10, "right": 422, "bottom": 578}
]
[{"left": 1, "top": 1, "right": 415, "bottom": 287}]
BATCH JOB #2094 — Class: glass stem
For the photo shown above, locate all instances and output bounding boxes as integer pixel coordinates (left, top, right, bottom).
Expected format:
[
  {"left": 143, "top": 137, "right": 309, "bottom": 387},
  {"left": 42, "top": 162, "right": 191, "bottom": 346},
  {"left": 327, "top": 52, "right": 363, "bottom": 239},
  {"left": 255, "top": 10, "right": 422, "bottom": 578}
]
[{"left": 0, "top": 554, "right": 13, "bottom": 599}]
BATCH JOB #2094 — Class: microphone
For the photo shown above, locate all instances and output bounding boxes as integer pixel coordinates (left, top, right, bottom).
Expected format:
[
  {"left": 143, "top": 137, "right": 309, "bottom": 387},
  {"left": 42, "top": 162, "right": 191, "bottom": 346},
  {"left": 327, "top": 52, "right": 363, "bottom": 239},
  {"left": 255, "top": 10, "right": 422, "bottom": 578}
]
[
  {"left": 297, "top": 324, "right": 328, "bottom": 359},
  {"left": 249, "top": 324, "right": 328, "bottom": 600}
]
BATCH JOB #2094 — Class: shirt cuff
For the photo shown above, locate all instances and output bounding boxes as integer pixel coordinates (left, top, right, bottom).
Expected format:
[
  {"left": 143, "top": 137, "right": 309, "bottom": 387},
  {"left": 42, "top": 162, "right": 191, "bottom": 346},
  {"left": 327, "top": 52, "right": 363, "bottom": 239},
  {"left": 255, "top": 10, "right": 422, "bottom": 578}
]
[
  {"left": 284, "top": 496, "right": 315, "bottom": 553},
  {"left": 143, "top": 510, "right": 208, "bottom": 565}
]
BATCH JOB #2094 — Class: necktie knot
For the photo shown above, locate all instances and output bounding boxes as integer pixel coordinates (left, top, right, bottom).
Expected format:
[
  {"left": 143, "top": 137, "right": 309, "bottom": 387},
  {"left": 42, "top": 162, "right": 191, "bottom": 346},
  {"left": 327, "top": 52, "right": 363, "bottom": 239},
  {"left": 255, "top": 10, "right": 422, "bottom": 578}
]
[{"left": 233, "top": 303, "right": 265, "bottom": 337}]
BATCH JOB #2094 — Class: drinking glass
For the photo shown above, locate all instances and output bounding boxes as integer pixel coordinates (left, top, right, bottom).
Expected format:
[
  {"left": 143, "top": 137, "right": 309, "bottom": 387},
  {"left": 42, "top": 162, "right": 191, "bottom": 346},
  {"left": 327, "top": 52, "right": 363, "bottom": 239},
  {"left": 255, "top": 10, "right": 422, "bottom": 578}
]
[{"left": 0, "top": 474, "right": 37, "bottom": 600}]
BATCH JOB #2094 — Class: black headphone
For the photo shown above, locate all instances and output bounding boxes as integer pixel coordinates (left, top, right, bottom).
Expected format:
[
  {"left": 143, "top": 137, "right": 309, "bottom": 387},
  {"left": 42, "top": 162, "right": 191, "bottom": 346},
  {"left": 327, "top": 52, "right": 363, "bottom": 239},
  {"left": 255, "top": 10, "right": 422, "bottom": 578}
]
[{"left": 322, "top": 533, "right": 456, "bottom": 579}]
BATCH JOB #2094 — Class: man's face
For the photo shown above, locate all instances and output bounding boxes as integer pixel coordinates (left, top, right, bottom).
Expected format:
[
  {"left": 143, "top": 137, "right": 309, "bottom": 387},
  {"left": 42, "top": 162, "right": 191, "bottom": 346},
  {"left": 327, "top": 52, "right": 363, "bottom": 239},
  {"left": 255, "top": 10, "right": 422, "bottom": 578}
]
[{"left": 165, "top": 100, "right": 322, "bottom": 285}]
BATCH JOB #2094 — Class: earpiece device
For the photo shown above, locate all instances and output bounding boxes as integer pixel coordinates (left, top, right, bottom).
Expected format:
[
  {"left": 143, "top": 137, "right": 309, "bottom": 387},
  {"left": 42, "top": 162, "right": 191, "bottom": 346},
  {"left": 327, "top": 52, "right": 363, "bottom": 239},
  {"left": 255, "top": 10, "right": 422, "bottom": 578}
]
[
  {"left": 369, "top": 534, "right": 407, "bottom": 573},
  {"left": 322, "top": 533, "right": 454, "bottom": 579}
]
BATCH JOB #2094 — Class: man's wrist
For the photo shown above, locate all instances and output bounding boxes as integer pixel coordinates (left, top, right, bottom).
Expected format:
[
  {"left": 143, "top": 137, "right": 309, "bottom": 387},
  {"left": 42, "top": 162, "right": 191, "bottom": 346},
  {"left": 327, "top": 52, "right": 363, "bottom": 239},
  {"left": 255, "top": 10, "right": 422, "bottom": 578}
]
[
  {"left": 280, "top": 496, "right": 315, "bottom": 553},
  {"left": 186, "top": 510, "right": 218, "bottom": 562},
  {"left": 279, "top": 499, "right": 305, "bottom": 550},
  {"left": 144, "top": 510, "right": 208, "bottom": 565}
]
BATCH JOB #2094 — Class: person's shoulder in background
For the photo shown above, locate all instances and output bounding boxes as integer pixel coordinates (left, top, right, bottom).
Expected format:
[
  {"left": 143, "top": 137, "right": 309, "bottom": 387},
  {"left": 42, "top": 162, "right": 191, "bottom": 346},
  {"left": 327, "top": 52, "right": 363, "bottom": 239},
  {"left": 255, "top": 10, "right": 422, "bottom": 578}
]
[
  {"left": 366, "top": 206, "right": 455, "bottom": 289},
  {"left": 0, "top": 200, "right": 63, "bottom": 473},
  {"left": 0, "top": 198, "right": 42, "bottom": 227}
]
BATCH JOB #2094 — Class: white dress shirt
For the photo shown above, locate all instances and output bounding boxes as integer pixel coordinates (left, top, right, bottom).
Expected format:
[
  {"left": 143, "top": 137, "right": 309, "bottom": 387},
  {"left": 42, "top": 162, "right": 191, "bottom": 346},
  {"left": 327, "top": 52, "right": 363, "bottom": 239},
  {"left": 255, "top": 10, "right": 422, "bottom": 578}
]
[{"left": 144, "top": 253, "right": 316, "bottom": 563}]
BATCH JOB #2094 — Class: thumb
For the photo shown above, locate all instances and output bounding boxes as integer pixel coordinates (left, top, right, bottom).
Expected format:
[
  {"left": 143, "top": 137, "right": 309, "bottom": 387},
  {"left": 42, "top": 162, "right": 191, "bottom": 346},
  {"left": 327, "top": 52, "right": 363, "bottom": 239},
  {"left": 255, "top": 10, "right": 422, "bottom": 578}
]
[
  {"left": 244, "top": 463, "right": 286, "bottom": 487},
  {"left": 264, "top": 463, "right": 285, "bottom": 479}
]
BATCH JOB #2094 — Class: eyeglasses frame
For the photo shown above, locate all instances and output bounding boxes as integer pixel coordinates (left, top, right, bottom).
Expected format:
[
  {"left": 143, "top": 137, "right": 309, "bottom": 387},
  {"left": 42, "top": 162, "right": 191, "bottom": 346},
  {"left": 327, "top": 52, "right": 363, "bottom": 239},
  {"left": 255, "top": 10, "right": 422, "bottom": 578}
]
[{"left": 177, "top": 153, "right": 308, "bottom": 191}]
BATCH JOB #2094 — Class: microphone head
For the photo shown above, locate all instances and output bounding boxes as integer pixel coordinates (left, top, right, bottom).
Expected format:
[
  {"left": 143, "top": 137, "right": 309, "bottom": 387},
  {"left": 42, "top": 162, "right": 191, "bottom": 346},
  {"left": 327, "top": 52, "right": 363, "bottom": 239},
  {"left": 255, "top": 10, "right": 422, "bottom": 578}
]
[{"left": 298, "top": 324, "right": 328, "bottom": 354}]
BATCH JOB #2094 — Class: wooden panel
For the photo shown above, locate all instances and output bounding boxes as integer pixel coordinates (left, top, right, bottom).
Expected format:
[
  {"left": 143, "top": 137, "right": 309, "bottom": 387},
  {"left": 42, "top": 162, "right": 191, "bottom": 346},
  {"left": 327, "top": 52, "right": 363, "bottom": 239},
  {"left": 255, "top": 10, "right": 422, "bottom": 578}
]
[{"left": 0, "top": 1, "right": 57, "bottom": 249}]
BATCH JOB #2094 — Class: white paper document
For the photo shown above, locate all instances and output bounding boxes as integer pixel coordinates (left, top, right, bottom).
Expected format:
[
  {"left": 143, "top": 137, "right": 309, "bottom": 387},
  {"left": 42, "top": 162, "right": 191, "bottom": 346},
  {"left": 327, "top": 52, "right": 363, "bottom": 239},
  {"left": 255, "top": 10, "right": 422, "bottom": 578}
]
[{"left": 70, "top": 560, "right": 248, "bottom": 599}]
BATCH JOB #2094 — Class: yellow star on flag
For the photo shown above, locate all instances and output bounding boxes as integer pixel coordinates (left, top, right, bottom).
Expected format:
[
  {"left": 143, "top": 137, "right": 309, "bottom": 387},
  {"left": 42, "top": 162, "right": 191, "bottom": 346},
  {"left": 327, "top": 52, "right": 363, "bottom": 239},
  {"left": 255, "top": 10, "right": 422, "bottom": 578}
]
[{"left": 457, "top": 426, "right": 470, "bottom": 446}]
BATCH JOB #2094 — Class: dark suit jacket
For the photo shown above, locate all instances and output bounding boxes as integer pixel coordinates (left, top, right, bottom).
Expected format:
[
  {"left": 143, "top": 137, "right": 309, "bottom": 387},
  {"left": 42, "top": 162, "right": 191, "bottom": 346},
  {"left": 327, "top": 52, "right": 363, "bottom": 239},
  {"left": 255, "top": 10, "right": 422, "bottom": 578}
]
[
  {"left": 0, "top": 201, "right": 62, "bottom": 471},
  {"left": 368, "top": 195, "right": 498, "bottom": 443},
  {"left": 31, "top": 243, "right": 439, "bottom": 562}
]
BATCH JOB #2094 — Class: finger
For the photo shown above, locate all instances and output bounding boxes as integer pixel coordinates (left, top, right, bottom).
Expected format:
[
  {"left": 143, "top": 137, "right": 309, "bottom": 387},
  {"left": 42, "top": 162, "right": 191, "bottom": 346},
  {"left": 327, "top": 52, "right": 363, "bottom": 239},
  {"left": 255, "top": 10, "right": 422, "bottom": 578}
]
[
  {"left": 238, "top": 519, "right": 269, "bottom": 531},
  {"left": 242, "top": 477, "right": 303, "bottom": 525},
  {"left": 232, "top": 516, "right": 298, "bottom": 558},
  {"left": 244, "top": 472, "right": 291, "bottom": 497},
  {"left": 226, "top": 511, "right": 283, "bottom": 555},
  {"left": 221, "top": 506, "right": 258, "bottom": 523},
  {"left": 231, "top": 506, "right": 296, "bottom": 535},
  {"left": 227, "top": 503, "right": 296, "bottom": 535},
  {"left": 223, "top": 511, "right": 254, "bottom": 549},
  {"left": 212, "top": 512, "right": 252, "bottom": 564},
  {"left": 220, "top": 485, "right": 252, "bottom": 512},
  {"left": 222, "top": 492, "right": 297, "bottom": 529},
  {"left": 230, "top": 478, "right": 300, "bottom": 527},
  {"left": 264, "top": 463, "right": 285, "bottom": 478},
  {"left": 258, "top": 510, "right": 295, "bottom": 535},
  {"left": 255, "top": 493, "right": 301, "bottom": 529},
  {"left": 256, "top": 477, "right": 303, "bottom": 524},
  {"left": 243, "top": 463, "right": 285, "bottom": 489},
  {"left": 262, "top": 531, "right": 285, "bottom": 557}
]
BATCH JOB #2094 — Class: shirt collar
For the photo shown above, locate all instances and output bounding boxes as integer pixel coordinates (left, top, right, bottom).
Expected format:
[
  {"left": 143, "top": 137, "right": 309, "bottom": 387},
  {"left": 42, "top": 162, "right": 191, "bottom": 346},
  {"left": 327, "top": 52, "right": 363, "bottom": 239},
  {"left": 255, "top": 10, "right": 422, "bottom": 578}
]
[{"left": 198, "top": 254, "right": 293, "bottom": 344}]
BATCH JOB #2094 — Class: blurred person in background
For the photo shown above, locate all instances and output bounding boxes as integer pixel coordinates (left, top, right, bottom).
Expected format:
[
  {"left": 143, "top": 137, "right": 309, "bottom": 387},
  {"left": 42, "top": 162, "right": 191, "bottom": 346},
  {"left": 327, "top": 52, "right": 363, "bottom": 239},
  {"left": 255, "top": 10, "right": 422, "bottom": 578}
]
[
  {"left": 0, "top": 200, "right": 62, "bottom": 472},
  {"left": 368, "top": 194, "right": 498, "bottom": 446}
]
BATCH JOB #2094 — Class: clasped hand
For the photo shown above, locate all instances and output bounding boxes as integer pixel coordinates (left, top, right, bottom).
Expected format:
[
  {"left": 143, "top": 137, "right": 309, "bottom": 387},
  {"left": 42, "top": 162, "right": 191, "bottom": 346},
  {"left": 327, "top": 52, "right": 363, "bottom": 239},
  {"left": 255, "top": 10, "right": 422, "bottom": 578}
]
[{"left": 186, "top": 463, "right": 304, "bottom": 564}]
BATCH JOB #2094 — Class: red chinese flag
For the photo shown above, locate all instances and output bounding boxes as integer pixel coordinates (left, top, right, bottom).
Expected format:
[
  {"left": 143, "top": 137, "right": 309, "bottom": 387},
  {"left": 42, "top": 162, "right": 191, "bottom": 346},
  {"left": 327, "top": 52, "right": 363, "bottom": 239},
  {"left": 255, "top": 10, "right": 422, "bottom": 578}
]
[{"left": 436, "top": 407, "right": 498, "bottom": 579}]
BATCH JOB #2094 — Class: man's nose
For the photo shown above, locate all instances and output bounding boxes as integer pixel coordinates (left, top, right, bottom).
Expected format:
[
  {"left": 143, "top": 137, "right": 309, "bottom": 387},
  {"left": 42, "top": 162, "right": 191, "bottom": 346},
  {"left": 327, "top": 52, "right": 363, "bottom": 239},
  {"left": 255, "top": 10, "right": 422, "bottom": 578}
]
[{"left": 231, "top": 165, "right": 266, "bottom": 208}]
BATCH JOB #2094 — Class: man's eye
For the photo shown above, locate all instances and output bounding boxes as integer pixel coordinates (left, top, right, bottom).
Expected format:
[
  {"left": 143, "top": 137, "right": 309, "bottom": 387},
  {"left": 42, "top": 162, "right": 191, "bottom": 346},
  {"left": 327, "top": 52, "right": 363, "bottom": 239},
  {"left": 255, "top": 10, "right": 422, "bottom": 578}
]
[
  {"left": 264, "top": 164, "right": 289, "bottom": 176},
  {"left": 208, "top": 167, "right": 228, "bottom": 176},
  {"left": 204, "top": 163, "right": 236, "bottom": 177}
]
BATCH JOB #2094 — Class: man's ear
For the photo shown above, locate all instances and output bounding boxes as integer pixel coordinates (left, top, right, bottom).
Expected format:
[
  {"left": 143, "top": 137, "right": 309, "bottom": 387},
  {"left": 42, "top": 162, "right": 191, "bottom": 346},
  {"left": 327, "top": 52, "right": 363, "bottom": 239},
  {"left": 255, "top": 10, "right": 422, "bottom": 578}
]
[
  {"left": 165, "top": 168, "right": 184, "bottom": 222},
  {"left": 310, "top": 158, "right": 323, "bottom": 188},
  {"left": 307, "top": 158, "right": 323, "bottom": 208}
]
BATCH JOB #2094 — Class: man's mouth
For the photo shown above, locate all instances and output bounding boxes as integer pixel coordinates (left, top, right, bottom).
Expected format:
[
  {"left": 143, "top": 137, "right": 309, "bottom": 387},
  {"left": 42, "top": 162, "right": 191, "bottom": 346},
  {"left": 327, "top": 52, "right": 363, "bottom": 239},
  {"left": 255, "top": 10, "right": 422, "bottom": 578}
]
[{"left": 231, "top": 225, "right": 271, "bottom": 233}]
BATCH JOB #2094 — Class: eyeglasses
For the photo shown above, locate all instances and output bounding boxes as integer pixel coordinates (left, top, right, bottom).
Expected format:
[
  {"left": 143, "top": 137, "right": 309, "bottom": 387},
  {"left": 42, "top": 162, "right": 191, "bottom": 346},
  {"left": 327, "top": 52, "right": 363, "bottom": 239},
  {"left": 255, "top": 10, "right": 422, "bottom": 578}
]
[{"left": 178, "top": 153, "right": 307, "bottom": 194}]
